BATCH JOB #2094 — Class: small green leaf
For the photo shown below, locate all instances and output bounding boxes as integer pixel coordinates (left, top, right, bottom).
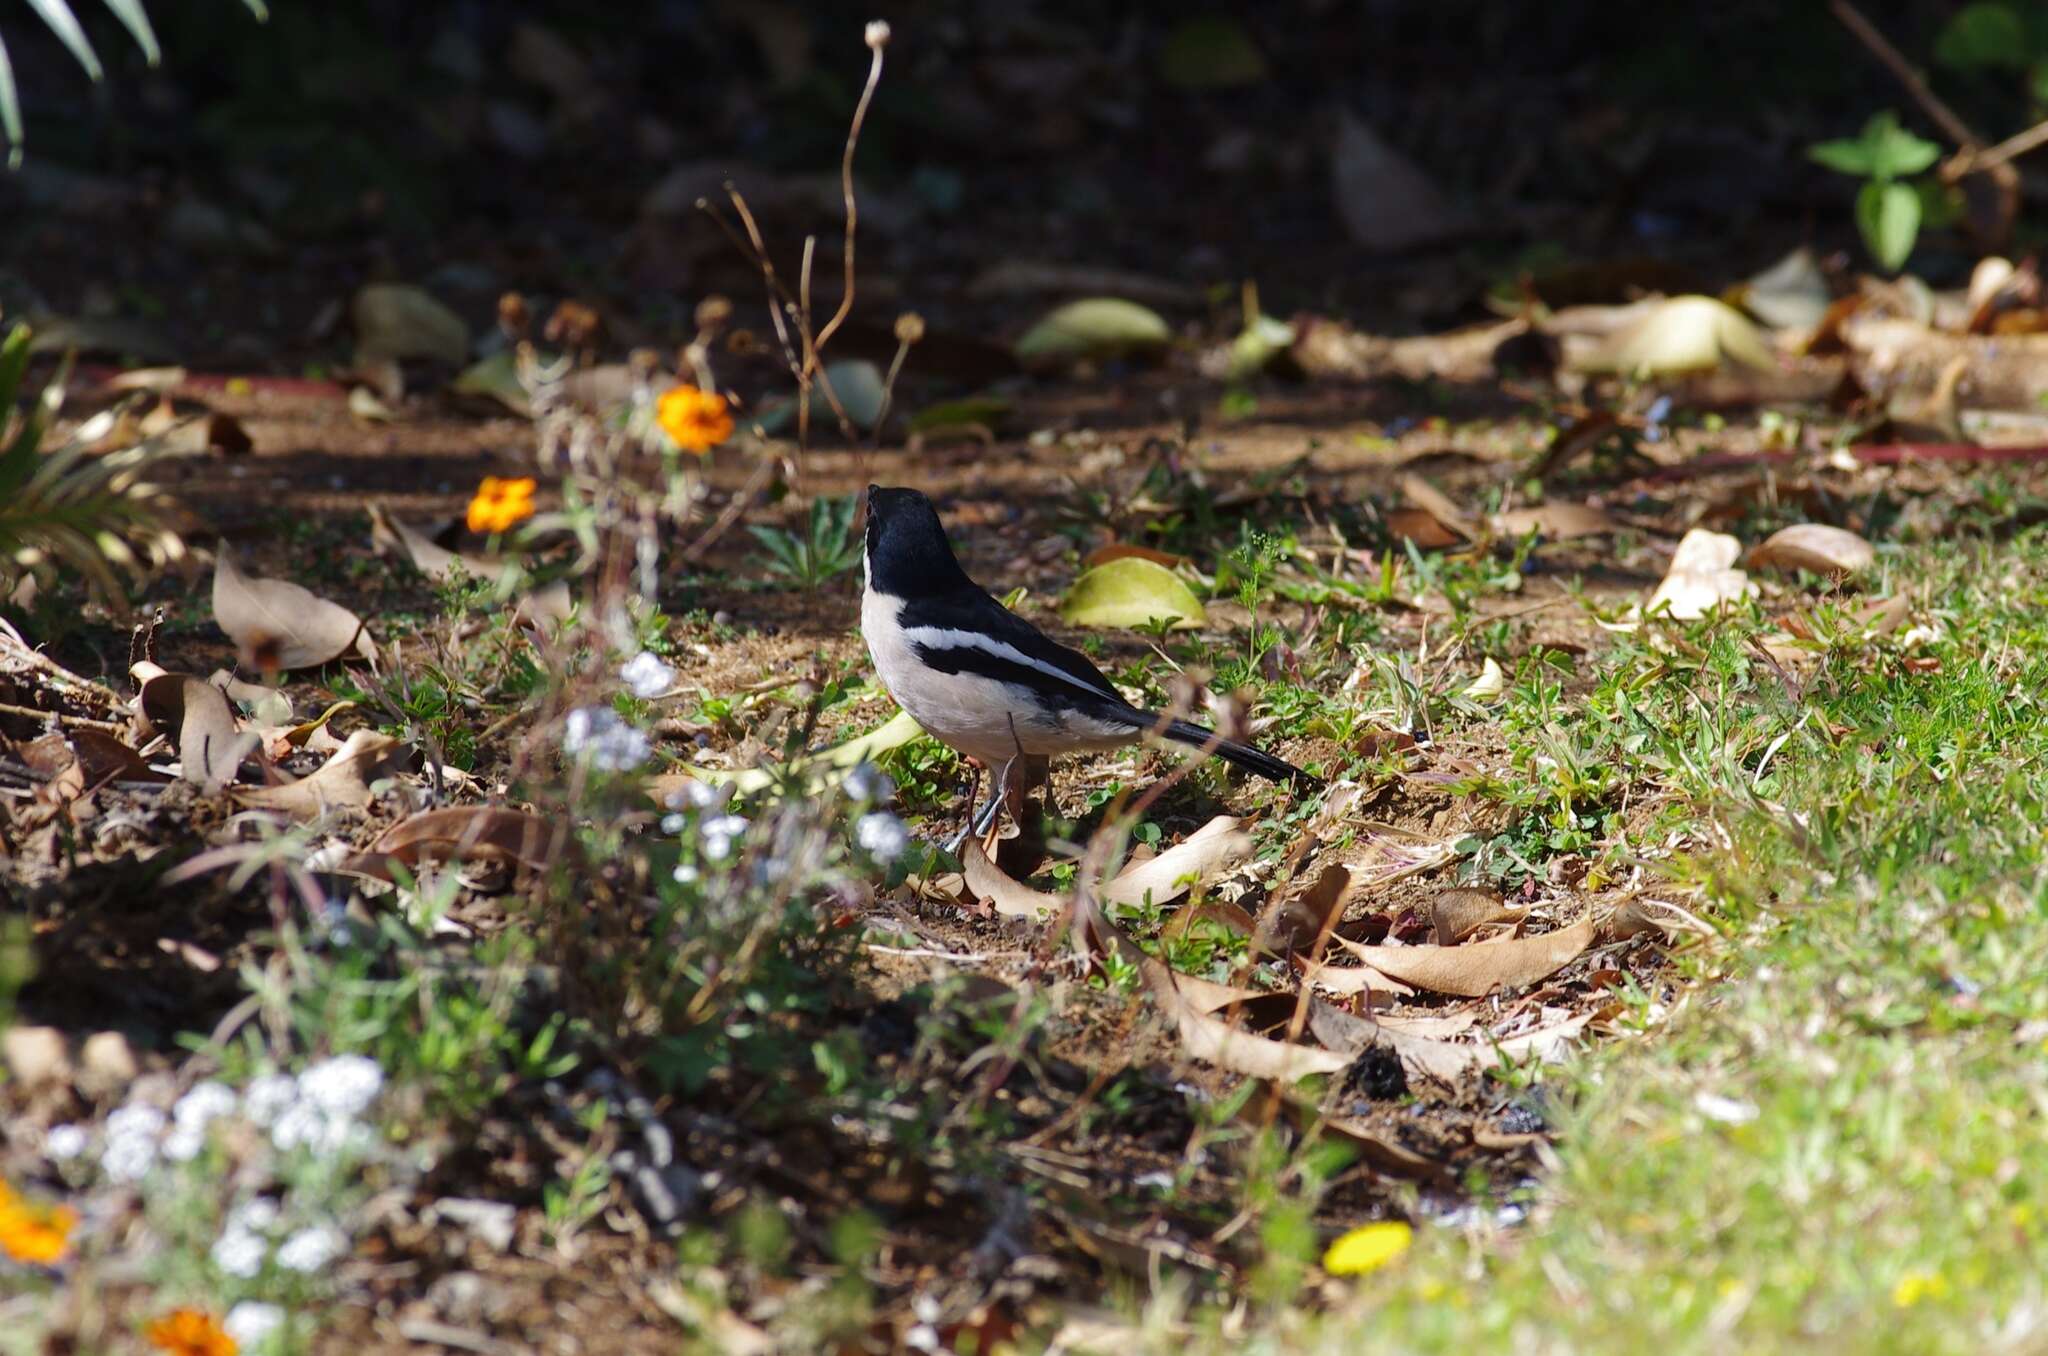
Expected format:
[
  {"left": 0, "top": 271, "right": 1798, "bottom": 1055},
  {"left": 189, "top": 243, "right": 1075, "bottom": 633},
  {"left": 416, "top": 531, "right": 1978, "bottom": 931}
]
[
  {"left": 1934, "top": 2, "right": 2029, "bottom": 70},
  {"left": 1058, "top": 556, "right": 1206, "bottom": 631},
  {"left": 1810, "top": 112, "right": 1940, "bottom": 181},
  {"left": 1014, "top": 298, "right": 1172, "bottom": 369},
  {"left": 1808, "top": 136, "right": 1878, "bottom": 178},
  {"left": 1858, "top": 179, "right": 1922, "bottom": 273}
]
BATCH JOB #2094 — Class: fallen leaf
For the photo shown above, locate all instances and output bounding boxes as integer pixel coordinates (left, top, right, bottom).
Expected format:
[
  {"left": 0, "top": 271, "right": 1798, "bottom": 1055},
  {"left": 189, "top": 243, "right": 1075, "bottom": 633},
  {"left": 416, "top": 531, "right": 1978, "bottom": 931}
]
[
  {"left": 1100, "top": 815, "right": 1252, "bottom": 907},
  {"left": 354, "top": 804, "right": 559, "bottom": 877},
  {"left": 213, "top": 546, "right": 375, "bottom": 673},
  {"left": 1463, "top": 657, "right": 1506, "bottom": 701},
  {"left": 1146, "top": 955, "right": 1350, "bottom": 1082},
  {"left": 1489, "top": 502, "right": 1620, "bottom": 540},
  {"left": 233, "top": 729, "right": 406, "bottom": 819},
  {"left": 962, "top": 837, "right": 1061, "bottom": 920},
  {"left": 69, "top": 729, "right": 169, "bottom": 785},
  {"left": 1398, "top": 473, "right": 1479, "bottom": 542},
  {"left": 1013, "top": 298, "right": 1171, "bottom": 369},
  {"left": 1644, "top": 528, "right": 1757, "bottom": 620},
  {"left": 1385, "top": 508, "right": 1465, "bottom": 550},
  {"left": 1326, "top": 915, "right": 1596, "bottom": 998},
  {"left": 137, "top": 672, "right": 255, "bottom": 791},
  {"left": 1058, "top": 557, "right": 1206, "bottom": 630},
  {"left": 1254, "top": 863, "right": 1353, "bottom": 956},
  {"left": 1430, "top": 888, "right": 1519, "bottom": 945},
  {"left": 210, "top": 670, "right": 292, "bottom": 727},
  {"left": 353, "top": 283, "right": 470, "bottom": 368},
  {"left": 1331, "top": 112, "right": 1467, "bottom": 254},
  {"left": 1749, "top": 523, "right": 1875, "bottom": 577},
  {"left": 1734, "top": 247, "right": 1832, "bottom": 330},
  {"left": 1083, "top": 543, "right": 1188, "bottom": 570},
  {"left": 452, "top": 350, "right": 534, "bottom": 416},
  {"left": 1575, "top": 296, "right": 1777, "bottom": 375}
]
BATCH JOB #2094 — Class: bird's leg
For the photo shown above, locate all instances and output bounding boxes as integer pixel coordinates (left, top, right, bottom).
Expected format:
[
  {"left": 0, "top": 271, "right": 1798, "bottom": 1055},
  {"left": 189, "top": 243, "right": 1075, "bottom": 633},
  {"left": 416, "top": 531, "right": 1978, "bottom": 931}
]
[
  {"left": 943, "top": 758, "right": 986, "bottom": 854},
  {"left": 975, "top": 755, "right": 1017, "bottom": 857}
]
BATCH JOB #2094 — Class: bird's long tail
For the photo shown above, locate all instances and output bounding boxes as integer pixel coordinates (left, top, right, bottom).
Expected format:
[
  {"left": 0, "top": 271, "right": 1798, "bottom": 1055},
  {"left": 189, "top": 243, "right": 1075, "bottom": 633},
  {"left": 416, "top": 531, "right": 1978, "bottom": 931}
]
[{"left": 1161, "top": 718, "right": 1318, "bottom": 786}]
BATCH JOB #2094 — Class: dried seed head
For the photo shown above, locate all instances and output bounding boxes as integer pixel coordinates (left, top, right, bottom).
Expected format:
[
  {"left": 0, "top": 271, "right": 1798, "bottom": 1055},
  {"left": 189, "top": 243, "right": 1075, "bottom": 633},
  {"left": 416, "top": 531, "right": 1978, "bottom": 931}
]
[
  {"left": 694, "top": 294, "right": 734, "bottom": 331},
  {"left": 497, "top": 291, "right": 530, "bottom": 340},
  {"left": 893, "top": 311, "right": 926, "bottom": 345},
  {"left": 864, "top": 20, "right": 891, "bottom": 50}
]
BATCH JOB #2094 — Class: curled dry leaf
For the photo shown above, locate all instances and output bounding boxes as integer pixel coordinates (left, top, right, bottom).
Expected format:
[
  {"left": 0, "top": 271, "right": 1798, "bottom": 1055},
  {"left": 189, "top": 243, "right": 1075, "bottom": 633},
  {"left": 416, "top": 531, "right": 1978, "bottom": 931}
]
[
  {"left": 1398, "top": 473, "right": 1479, "bottom": 543},
  {"left": 213, "top": 547, "right": 375, "bottom": 673},
  {"left": 1643, "top": 528, "right": 1757, "bottom": 621},
  {"left": 1430, "top": 888, "right": 1520, "bottom": 945},
  {"left": 1748, "top": 523, "right": 1875, "bottom": 578},
  {"left": 69, "top": 729, "right": 170, "bottom": 786},
  {"left": 1325, "top": 915, "right": 1596, "bottom": 998},
  {"left": 1100, "top": 815, "right": 1251, "bottom": 908},
  {"left": 962, "top": 836, "right": 1060, "bottom": 920},
  {"left": 1254, "top": 863, "right": 1353, "bottom": 956},
  {"left": 1463, "top": 657, "right": 1506, "bottom": 701},
  {"left": 210, "top": 670, "right": 292, "bottom": 727},
  {"left": 233, "top": 729, "right": 407, "bottom": 819},
  {"left": 1489, "top": 501, "right": 1619, "bottom": 541},
  {"left": 137, "top": 672, "right": 255, "bottom": 792},
  {"left": 1145, "top": 955, "right": 1350, "bottom": 1083},
  {"left": 1573, "top": 295, "right": 1776, "bottom": 375},
  {"left": 348, "top": 805, "right": 560, "bottom": 881}
]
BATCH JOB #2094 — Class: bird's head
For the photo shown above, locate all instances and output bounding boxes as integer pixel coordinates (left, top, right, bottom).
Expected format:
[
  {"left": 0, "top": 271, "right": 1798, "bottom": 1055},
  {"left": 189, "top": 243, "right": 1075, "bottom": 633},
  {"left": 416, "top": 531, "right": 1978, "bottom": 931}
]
[{"left": 864, "top": 485, "right": 974, "bottom": 598}]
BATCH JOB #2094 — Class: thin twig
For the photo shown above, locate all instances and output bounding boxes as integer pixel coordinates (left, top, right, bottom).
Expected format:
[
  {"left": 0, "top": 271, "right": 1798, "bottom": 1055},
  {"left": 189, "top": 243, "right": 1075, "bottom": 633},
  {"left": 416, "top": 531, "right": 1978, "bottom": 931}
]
[
  {"left": 0, "top": 700, "right": 129, "bottom": 732},
  {"left": 1829, "top": 0, "right": 1982, "bottom": 150},
  {"left": 812, "top": 24, "right": 888, "bottom": 359},
  {"left": 1945, "top": 115, "right": 2048, "bottom": 181}
]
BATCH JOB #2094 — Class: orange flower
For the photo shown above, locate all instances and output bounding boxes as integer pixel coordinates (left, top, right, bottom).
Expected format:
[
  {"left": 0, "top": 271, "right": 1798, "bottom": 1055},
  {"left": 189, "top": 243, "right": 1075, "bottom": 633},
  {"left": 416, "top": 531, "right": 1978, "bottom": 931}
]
[
  {"left": 466, "top": 476, "right": 537, "bottom": 535},
  {"left": 0, "top": 1178, "right": 77, "bottom": 1265},
  {"left": 144, "top": 1308, "right": 236, "bottom": 1356},
  {"left": 656, "top": 384, "right": 734, "bottom": 455}
]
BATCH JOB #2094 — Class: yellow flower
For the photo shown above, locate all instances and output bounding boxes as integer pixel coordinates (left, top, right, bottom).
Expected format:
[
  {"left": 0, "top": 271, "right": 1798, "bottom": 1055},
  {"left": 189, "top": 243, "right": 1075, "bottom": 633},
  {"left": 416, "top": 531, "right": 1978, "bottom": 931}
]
[
  {"left": 1892, "top": 1270, "right": 1950, "bottom": 1308},
  {"left": 144, "top": 1308, "right": 237, "bottom": 1356},
  {"left": 657, "top": 384, "right": 734, "bottom": 455},
  {"left": 465, "top": 476, "right": 537, "bottom": 535},
  {"left": 1323, "top": 1220, "right": 1413, "bottom": 1277},
  {"left": 0, "top": 1179, "right": 77, "bottom": 1265}
]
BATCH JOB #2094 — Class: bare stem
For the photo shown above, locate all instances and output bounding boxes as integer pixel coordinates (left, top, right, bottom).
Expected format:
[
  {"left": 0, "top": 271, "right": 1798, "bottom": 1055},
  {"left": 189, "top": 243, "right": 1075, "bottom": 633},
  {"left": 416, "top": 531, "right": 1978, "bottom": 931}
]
[{"left": 813, "top": 35, "right": 886, "bottom": 358}]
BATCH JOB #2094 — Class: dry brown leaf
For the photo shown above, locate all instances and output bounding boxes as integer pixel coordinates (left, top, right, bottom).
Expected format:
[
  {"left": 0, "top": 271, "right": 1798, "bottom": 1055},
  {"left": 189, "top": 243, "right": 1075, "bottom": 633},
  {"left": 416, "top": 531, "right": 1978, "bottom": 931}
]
[
  {"left": 1748, "top": 523, "right": 1875, "bottom": 577},
  {"left": 962, "top": 837, "right": 1061, "bottom": 920},
  {"left": 1386, "top": 508, "right": 1466, "bottom": 550},
  {"left": 1316, "top": 1111, "right": 1458, "bottom": 1185},
  {"left": 1398, "top": 473, "right": 1478, "bottom": 542},
  {"left": 359, "top": 805, "right": 560, "bottom": 876},
  {"left": 1328, "top": 915, "right": 1596, "bottom": 998},
  {"left": 69, "top": 729, "right": 170, "bottom": 786},
  {"left": 1490, "top": 502, "right": 1620, "bottom": 541},
  {"left": 1099, "top": 815, "right": 1251, "bottom": 908},
  {"left": 137, "top": 672, "right": 255, "bottom": 791},
  {"left": 1309, "top": 998, "right": 1591, "bottom": 1082},
  {"left": 1302, "top": 956, "right": 1416, "bottom": 998},
  {"left": 1254, "top": 864, "right": 1353, "bottom": 956},
  {"left": 233, "top": 729, "right": 406, "bottom": 819},
  {"left": 1430, "top": 888, "right": 1519, "bottom": 945},
  {"left": 213, "top": 547, "right": 375, "bottom": 673},
  {"left": 1144, "top": 955, "right": 1350, "bottom": 1083},
  {"left": 1083, "top": 543, "right": 1189, "bottom": 570}
]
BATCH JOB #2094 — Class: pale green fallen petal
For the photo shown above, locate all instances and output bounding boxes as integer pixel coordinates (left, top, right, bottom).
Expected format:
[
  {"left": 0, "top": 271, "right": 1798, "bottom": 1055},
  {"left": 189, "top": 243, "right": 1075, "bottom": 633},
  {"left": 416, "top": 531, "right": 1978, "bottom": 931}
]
[
  {"left": 1228, "top": 314, "right": 1296, "bottom": 381},
  {"left": 1014, "top": 298, "right": 1171, "bottom": 368},
  {"left": 1058, "top": 556, "right": 1206, "bottom": 631},
  {"left": 452, "top": 351, "right": 532, "bottom": 416}
]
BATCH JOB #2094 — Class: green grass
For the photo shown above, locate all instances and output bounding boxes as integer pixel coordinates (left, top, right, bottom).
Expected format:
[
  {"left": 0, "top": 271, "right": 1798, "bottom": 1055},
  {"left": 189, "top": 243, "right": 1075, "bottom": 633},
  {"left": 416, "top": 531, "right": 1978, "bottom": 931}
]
[{"left": 1248, "top": 530, "right": 2048, "bottom": 1354}]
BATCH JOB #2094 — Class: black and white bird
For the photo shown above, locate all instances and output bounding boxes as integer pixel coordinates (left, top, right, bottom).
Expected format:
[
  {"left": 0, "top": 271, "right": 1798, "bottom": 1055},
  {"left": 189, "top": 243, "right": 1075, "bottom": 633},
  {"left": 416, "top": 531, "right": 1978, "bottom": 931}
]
[{"left": 860, "top": 485, "right": 1316, "bottom": 844}]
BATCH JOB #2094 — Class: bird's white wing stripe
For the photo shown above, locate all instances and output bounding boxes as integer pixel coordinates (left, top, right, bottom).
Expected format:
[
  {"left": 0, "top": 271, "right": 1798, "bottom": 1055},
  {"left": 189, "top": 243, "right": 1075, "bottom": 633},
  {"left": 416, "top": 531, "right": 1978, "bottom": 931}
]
[{"left": 901, "top": 627, "right": 1116, "bottom": 704}]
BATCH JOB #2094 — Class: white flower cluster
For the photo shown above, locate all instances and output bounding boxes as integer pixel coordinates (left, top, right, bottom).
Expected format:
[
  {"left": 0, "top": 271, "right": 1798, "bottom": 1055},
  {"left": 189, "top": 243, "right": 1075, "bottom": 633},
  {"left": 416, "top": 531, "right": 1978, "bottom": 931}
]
[
  {"left": 225, "top": 1302, "right": 286, "bottom": 1346},
  {"left": 856, "top": 811, "right": 909, "bottom": 863},
  {"left": 700, "top": 813, "right": 749, "bottom": 863},
  {"left": 620, "top": 651, "right": 675, "bottom": 699},
  {"left": 562, "top": 706, "right": 651, "bottom": 772},
  {"left": 213, "top": 1195, "right": 349, "bottom": 1277},
  {"left": 843, "top": 761, "right": 895, "bottom": 804},
  {"left": 47, "top": 1056, "right": 385, "bottom": 1185}
]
